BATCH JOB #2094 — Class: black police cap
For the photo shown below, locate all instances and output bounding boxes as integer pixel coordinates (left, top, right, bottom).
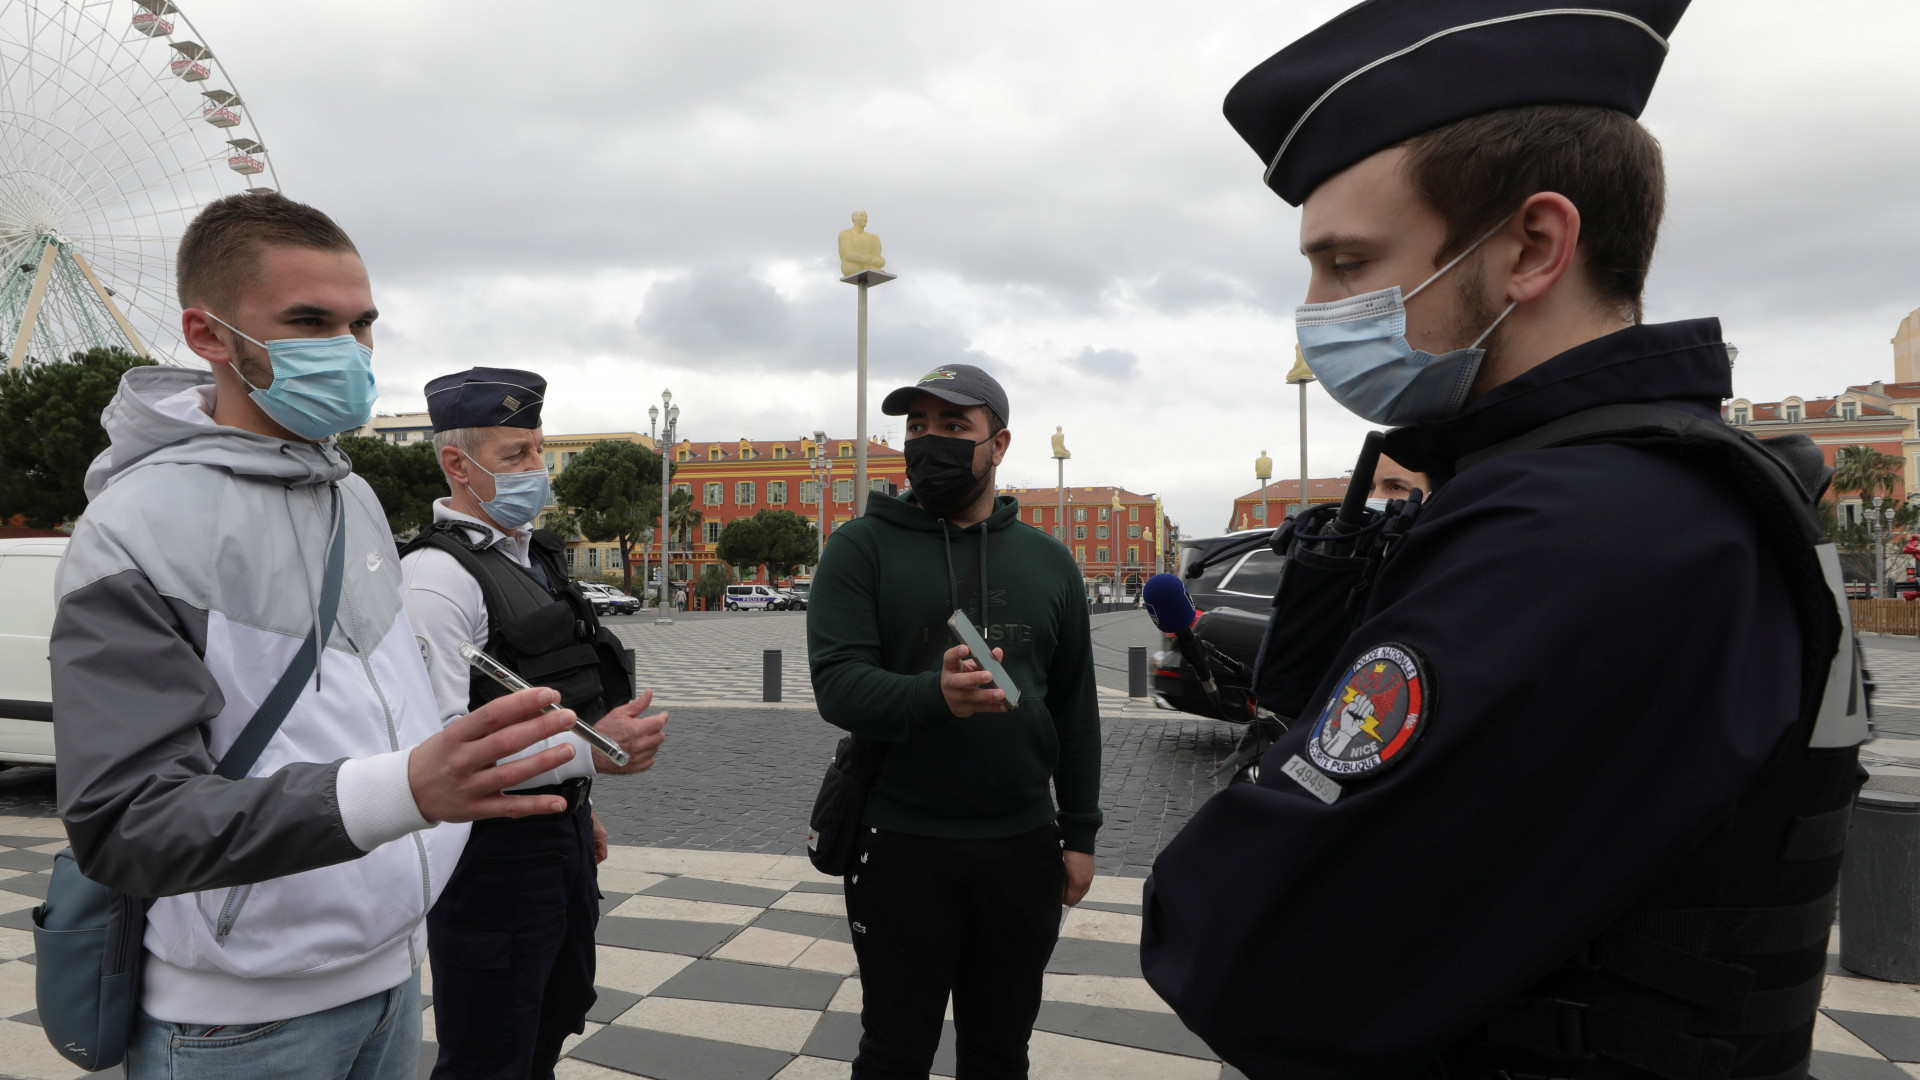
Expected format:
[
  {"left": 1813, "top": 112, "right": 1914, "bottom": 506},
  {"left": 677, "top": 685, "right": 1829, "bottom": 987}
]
[
  {"left": 881, "top": 364, "right": 1009, "bottom": 429},
  {"left": 424, "top": 367, "right": 546, "bottom": 431},
  {"left": 1225, "top": 0, "right": 1689, "bottom": 207}
]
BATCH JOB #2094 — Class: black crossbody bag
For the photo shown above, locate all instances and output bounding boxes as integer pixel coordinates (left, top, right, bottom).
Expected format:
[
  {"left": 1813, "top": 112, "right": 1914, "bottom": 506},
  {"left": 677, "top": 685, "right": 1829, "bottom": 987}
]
[{"left": 806, "top": 736, "right": 885, "bottom": 876}]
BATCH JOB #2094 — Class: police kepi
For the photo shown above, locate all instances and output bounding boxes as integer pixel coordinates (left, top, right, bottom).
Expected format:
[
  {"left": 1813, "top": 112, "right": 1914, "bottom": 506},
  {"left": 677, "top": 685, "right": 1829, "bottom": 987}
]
[
  {"left": 1141, "top": 4, "right": 1868, "bottom": 1079},
  {"left": 400, "top": 366, "right": 666, "bottom": 1080}
]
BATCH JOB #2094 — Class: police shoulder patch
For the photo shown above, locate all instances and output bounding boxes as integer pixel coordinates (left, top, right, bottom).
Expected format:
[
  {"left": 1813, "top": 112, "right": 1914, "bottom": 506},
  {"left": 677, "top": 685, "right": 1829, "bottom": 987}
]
[{"left": 1306, "top": 643, "right": 1430, "bottom": 778}]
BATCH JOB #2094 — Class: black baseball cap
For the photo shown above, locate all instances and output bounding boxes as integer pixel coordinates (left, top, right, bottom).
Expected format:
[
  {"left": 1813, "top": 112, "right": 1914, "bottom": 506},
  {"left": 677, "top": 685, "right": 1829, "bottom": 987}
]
[{"left": 881, "top": 364, "right": 1009, "bottom": 428}]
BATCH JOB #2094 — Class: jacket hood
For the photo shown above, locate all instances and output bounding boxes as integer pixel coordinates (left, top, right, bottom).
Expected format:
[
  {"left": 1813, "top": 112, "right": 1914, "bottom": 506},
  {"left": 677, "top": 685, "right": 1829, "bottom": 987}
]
[
  {"left": 1383, "top": 319, "right": 1731, "bottom": 476},
  {"left": 864, "top": 491, "right": 1024, "bottom": 532},
  {"left": 85, "top": 366, "right": 352, "bottom": 500}
]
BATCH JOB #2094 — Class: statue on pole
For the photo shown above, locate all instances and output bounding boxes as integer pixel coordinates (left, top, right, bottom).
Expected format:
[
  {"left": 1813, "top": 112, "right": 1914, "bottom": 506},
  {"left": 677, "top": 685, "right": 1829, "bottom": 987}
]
[
  {"left": 838, "top": 210, "right": 887, "bottom": 277},
  {"left": 1052, "top": 426, "right": 1071, "bottom": 459}
]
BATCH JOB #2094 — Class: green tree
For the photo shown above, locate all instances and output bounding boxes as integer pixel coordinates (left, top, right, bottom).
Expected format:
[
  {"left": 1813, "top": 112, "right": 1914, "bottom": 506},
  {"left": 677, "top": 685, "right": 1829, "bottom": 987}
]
[
  {"left": 694, "top": 561, "right": 733, "bottom": 609},
  {"left": 714, "top": 509, "right": 819, "bottom": 583},
  {"left": 1832, "top": 445, "right": 1903, "bottom": 501},
  {"left": 668, "top": 488, "right": 701, "bottom": 549},
  {"left": 0, "top": 346, "right": 156, "bottom": 527},
  {"left": 338, "top": 436, "right": 444, "bottom": 538},
  {"left": 550, "top": 440, "right": 664, "bottom": 595}
]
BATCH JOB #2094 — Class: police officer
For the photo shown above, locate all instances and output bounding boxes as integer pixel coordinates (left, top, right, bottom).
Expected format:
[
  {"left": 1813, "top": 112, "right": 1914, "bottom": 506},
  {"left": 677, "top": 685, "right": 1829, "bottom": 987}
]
[
  {"left": 400, "top": 367, "right": 667, "bottom": 1080},
  {"left": 1142, "top": 4, "right": 1867, "bottom": 1079}
]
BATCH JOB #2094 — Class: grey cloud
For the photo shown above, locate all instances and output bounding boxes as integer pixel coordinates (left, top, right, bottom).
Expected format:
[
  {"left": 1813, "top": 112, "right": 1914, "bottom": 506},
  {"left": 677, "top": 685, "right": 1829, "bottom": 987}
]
[
  {"left": 636, "top": 268, "right": 794, "bottom": 353},
  {"left": 1069, "top": 346, "right": 1140, "bottom": 379}
]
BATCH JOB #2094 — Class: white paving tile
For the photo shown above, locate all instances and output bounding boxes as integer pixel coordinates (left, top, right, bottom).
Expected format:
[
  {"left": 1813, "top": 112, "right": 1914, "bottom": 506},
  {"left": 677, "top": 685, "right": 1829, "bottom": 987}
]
[
  {"left": 775, "top": 1056, "right": 853, "bottom": 1080},
  {"left": 827, "top": 977, "right": 863, "bottom": 1014},
  {"left": 555, "top": 1059, "right": 640, "bottom": 1080},
  {"left": 602, "top": 848, "right": 785, "bottom": 879},
  {"left": 771, "top": 892, "right": 847, "bottom": 917},
  {"left": 1060, "top": 907, "right": 1143, "bottom": 945},
  {"left": 1814, "top": 1013, "right": 1880, "bottom": 1057},
  {"left": 593, "top": 946, "right": 694, "bottom": 996},
  {"left": 0, "top": 928, "right": 35, "bottom": 961},
  {"left": 791, "top": 938, "right": 858, "bottom": 976},
  {"left": 615, "top": 997, "right": 820, "bottom": 1053},
  {"left": 1042, "top": 973, "right": 1174, "bottom": 1014},
  {"left": 1026, "top": 1029, "right": 1220, "bottom": 1079},
  {"left": 0, "top": 1017, "right": 88, "bottom": 1080},
  {"left": 713, "top": 927, "right": 814, "bottom": 967},
  {"left": 1081, "top": 876, "right": 1147, "bottom": 905},
  {"left": 0, "top": 961, "right": 38, "bottom": 1018},
  {"left": 1823, "top": 974, "right": 1920, "bottom": 1016},
  {"left": 593, "top": 869, "right": 668, "bottom": 895},
  {"left": 607, "top": 895, "right": 763, "bottom": 925}
]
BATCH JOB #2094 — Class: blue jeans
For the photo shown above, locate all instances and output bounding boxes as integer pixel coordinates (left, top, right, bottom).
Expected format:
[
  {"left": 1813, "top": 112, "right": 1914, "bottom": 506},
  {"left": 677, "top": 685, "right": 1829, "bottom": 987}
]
[{"left": 126, "top": 970, "right": 421, "bottom": 1080}]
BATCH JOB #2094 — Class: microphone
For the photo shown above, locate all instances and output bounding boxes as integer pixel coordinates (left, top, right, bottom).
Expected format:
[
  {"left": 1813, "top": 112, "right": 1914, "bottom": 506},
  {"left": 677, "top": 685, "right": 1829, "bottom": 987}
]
[{"left": 1143, "top": 573, "right": 1220, "bottom": 700}]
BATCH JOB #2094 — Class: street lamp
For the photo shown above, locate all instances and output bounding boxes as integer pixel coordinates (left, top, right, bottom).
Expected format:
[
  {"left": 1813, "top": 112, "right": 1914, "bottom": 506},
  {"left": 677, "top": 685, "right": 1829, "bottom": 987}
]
[
  {"left": 1870, "top": 494, "right": 1895, "bottom": 599},
  {"left": 656, "top": 391, "right": 678, "bottom": 624},
  {"left": 812, "top": 429, "right": 831, "bottom": 565},
  {"left": 1052, "top": 426, "right": 1069, "bottom": 546}
]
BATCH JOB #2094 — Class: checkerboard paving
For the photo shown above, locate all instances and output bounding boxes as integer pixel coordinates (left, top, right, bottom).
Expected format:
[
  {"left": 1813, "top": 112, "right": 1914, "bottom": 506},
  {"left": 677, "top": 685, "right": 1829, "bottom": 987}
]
[{"left": 2, "top": 844, "right": 1920, "bottom": 1080}]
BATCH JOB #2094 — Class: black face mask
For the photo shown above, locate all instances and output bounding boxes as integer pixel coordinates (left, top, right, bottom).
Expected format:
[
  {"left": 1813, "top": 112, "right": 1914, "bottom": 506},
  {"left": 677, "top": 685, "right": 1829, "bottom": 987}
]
[{"left": 904, "top": 433, "right": 991, "bottom": 518}]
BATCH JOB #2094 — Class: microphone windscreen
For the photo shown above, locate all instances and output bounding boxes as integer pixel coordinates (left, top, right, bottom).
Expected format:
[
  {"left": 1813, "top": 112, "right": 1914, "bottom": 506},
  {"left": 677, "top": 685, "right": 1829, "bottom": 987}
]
[{"left": 1142, "top": 573, "right": 1198, "bottom": 633}]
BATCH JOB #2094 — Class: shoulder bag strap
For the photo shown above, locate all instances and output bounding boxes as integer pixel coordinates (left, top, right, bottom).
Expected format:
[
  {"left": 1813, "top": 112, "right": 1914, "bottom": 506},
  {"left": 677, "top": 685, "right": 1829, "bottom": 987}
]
[{"left": 215, "top": 487, "right": 348, "bottom": 781}]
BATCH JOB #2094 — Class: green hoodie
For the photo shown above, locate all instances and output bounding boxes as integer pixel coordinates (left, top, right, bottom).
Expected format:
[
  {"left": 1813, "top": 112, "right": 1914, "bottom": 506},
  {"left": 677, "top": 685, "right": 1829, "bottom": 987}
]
[{"left": 806, "top": 492, "right": 1103, "bottom": 853}]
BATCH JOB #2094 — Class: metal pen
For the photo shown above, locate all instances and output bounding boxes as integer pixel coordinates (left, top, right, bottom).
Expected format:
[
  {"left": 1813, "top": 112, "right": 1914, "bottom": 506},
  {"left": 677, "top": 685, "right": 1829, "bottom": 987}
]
[{"left": 459, "top": 642, "right": 630, "bottom": 767}]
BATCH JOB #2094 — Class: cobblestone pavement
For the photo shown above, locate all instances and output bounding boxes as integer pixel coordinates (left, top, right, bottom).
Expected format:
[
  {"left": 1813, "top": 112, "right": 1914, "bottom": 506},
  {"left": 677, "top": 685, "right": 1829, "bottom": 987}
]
[{"left": 1, "top": 824, "right": 1917, "bottom": 1080}]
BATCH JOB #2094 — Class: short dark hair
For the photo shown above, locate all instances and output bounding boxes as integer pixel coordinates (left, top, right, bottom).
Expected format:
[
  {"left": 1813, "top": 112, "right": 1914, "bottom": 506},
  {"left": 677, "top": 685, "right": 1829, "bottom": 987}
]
[
  {"left": 175, "top": 192, "right": 357, "bottom": 310},
  {"left": 1402, "top": 105, "right": 1665, "bottom": 322}
]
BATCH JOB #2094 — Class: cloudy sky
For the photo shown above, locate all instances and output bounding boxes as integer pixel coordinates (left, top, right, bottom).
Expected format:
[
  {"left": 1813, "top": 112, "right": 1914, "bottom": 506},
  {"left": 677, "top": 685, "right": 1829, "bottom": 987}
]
[{"left": 174, "top": 1, "right": 1920, "bottom": 533}]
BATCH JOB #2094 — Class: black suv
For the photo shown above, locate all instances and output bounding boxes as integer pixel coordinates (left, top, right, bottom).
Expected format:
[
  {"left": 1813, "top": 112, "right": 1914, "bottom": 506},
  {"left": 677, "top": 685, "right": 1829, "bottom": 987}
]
[{"left": 1151, "top": 528, "right": 1281, "bottom": 722}]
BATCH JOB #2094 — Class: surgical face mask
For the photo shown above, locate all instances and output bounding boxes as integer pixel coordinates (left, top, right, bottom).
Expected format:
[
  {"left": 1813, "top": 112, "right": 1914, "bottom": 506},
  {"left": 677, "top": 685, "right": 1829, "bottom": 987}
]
[
  {"left": 462, "top": 454, "right": 551, "bottom": 531},
  {"left": 904, "top": 433, "right": 991, "bottom": 518},
  {"left": 1294, "top": 229, "right": 1517, "bottom": 427},
  {"left": 205, "top": 312, "right": 378, "bottom": 441},
  {"left": 1366, "top": 497, "right": 1391, "bottom": 513}
]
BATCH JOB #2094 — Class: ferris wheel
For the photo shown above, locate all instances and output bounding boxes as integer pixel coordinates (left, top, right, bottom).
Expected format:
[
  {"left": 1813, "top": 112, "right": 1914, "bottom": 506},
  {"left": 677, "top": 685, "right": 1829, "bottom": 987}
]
[{"left": 0, "top": 0, "right": 279, "bottom": 370}]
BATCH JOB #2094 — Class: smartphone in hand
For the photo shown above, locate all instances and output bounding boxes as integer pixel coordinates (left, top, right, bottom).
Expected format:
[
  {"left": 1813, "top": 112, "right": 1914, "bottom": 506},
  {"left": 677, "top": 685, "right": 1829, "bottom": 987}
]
[{"left": 947, "top": 609, "right": 1022, "bottom": 710}]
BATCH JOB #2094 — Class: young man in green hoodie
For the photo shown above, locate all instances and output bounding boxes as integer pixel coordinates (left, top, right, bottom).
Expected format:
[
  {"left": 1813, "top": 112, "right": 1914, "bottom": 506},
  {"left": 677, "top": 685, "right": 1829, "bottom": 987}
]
[{"left": 807, "top": 364, "right": 1102, "bottom": 1079}]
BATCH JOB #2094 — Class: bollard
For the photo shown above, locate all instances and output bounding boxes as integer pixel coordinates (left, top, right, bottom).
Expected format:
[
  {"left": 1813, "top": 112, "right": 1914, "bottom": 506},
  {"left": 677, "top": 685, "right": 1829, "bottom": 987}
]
[
  {"left": 1840, "top": 789, "right": 1920, "bottom": 980},
  {"left": 763, "top": 649, "right": 782, "bottom": 703},
  {"left": 1129, "top": 646, "right": 1148, "bottom": 698}
]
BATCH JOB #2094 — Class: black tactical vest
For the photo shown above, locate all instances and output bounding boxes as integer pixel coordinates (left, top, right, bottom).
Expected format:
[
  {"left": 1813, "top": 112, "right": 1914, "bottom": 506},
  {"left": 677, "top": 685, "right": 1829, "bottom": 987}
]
[
  {"left": 401, "top": 522, "right": 633, "bottom": 724},
  {"left": 1435, "top": 406, "right": 1868, "bottom": 1080}
]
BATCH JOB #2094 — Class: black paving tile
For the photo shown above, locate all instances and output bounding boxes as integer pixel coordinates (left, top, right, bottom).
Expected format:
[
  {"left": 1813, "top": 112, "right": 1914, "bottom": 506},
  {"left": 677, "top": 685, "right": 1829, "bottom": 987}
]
[
  {"left": 585, "top": 985, "right": 644, "bottom": 1024},
  {"left": 17, "top": 952, "right": 32, "bottom": 965},
  {"left": 0, "top": 908, "right": 36, "bottom": 932},
  {"left": 1074, "top": 900, "right": 1142, "bottom": 916},
  {"left": 420, "top": 994, "right": 431, "bottom": 1010},
  {"left": 643, "top": 877, "right": 788, "bottom": 909},
  {"left": 790, "top": 881, "right": 844, "bottom": 895},
  {"left": 1033, "top": 1001, "right": 1215, "bottom": 1059},
  {"left": 569, "top": 1024, "right": 793, "bottom": 1080},
  {"left": 1221, "top": 1065, "right": 1251, "bottom": 1080},
  {"left": 801, "top": 1010, "right": 957, "bottom": 1074},
  {"left": 0, "top": 836, "right": 53, "bottom": 850},
  {"left": 8, "top": 1008, "right": 37, "bottom": 1026},
  {"left": 594, "top": 916, "right": 739, "bottom": 957},
  {"left": 1810, "top": 1050, "right": 1912, "bottom": 1080},
  {"left": 1824, "top": 1011, "right": 1920, "bottom": 1063},
  {"left": 0, "top": 873, "right": 48, "bottom": 900},
  {"left": 417, "top": 1040, "right": 437, "bottom": 1080},
  {"left": 650, "top": 959, "right": 842, "bottom": 1010},
  {"left": 1045, "top": 938, "right": 1143, "bottom": 979},
  {"left": 597, "top": 891, "right": 631, "bottom": 916},
  {"left": 0, "top": 849, "right": 54, "bottom": 872},
  {"left": 752, "top": 909, "right": 851, "bottom": 943}
]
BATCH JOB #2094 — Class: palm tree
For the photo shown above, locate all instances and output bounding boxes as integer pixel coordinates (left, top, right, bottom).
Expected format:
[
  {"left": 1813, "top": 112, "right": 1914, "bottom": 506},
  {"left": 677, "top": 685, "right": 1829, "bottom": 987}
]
[
  {"left": 1832, "top": 445, "right": 1903, "bottom": 501},
  {"left": 668, "top": 488, "right": 702, "bottom": 549}
]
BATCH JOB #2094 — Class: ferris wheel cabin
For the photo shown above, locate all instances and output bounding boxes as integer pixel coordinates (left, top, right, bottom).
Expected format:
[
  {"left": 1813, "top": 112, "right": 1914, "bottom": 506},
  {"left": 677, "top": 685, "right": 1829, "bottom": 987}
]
[
  {"left": 226, "top": 138, "right": 266, "bottom": 176},
  {"left": 201, "top": 90, "right": 241, "bottom": 129},
  {"left": 132, "top": 0, "right": 175, "bottom": 37},
  {"left": 169, "top": 41, "right": 211, "bottom": 82}
]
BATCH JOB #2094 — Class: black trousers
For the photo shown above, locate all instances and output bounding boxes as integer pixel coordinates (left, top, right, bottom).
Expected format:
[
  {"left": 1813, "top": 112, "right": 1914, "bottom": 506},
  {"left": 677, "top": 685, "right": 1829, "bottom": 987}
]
[
  {"left": 428, "top": 803, "right": 599, "bottom": 1080},
  {"left": 844, "top": 825, "right": 1065, "bottom": 1080}
]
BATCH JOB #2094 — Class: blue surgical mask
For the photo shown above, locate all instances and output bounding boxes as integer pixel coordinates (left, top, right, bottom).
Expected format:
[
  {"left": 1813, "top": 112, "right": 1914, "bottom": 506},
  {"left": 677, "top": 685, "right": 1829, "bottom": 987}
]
[
  {"left": 1294, "top": 229, "right": 1516, "bottom": 427},
  {"left": 462, "top": 454, "right": 551, "bottom": 531},
  {"left": 205, "top": 312, "right": 378, "bottom": 441}
]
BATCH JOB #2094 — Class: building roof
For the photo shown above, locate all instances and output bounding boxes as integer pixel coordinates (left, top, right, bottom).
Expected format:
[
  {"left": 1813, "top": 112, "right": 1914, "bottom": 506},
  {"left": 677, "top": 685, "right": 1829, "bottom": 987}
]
[
  {"left": 1232, "top": 477, "right": 1352, "bottom": 501},
  {"left": 669, "top": 436, "right": 902, "bottom": 461},
  {"left": 1737, "top": 398, "right": 1895, "bottom": 421},
  {"left": 996, "top": 485, "right": 1156, "bottom": 504},
  {"left": 1851, "top": 381, "right": 1920, "bottom": 401}
]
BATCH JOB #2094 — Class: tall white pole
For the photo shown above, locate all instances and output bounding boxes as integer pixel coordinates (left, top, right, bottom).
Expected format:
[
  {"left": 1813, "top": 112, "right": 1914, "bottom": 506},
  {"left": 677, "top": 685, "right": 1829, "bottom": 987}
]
[
  {"left": 1298, "top": 381, "right": 1309, "bottom": 518},
  {"left": 855, "top": 282, "right": 869, "bottom": 517}
]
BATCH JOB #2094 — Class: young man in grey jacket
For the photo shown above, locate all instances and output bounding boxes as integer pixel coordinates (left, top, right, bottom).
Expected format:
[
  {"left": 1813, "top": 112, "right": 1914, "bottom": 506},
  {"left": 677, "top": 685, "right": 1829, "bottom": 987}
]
[{"left": 52, "top": 193, "right": 581, "bottom": 1080}]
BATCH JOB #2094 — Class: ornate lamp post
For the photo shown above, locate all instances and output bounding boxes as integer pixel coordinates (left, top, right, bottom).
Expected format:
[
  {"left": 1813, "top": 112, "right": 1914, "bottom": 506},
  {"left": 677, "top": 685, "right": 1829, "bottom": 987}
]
[
  {"left": 812, "top": 429, "right": 832, "bottom": 566},
  {"left": 1052, "top": 426, "right": 1070, "bottom": 545},
  {"left": 655, "top": 391, "right": 679, "bottom": 624}
]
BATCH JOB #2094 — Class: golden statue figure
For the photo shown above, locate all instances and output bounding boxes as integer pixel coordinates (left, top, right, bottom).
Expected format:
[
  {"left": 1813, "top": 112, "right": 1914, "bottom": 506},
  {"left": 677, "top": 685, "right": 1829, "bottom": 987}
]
[
  {"left": 838, "top": 211, "right": 886, "bottom": 277},
  {"left": 1256, "top": 449, "right": 1273, "bottom": 481},
  {"left": 1051, "top": 426, "right": 1070, "bottom": 459}
]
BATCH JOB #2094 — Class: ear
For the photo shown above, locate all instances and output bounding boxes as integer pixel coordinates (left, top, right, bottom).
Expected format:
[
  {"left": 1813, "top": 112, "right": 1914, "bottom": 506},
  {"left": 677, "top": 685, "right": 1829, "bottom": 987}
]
[
  {"left": 440, "top": 443, "right": 471, "bottom": 489},
  {"left": 181, "top": 308, "right": 237, "bottom": 367},
  {"left": 1501, "top": 192, "right": 1581, "bottom": 305},
  {"left": 989, "top": 427, "right": 1012, "bottom": 467}
]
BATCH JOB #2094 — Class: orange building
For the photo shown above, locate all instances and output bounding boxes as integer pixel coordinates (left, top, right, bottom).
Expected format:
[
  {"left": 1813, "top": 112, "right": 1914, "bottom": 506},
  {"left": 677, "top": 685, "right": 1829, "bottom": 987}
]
[
  {"left": 1724, "top": 388, "right": 1910, "bottom": 525},
  {"left": 1227, "top": 477, "right": 1352, "bottom": 532},
  {"left": 661, "top": 435, "right": 907, "bottom": 584},
  {"left": 996, "top": 485, "right": 1168, "bottom": 599}
]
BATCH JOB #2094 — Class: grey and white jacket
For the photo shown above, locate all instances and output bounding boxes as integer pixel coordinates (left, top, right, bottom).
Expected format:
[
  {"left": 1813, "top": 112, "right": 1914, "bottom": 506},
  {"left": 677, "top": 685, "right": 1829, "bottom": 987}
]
[{"left": 52, "top": 366, "right": 468, "bottom": 1026}]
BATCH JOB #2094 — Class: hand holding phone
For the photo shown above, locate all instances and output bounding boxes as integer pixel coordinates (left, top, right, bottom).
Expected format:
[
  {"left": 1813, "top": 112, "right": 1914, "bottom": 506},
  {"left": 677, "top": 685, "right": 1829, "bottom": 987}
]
[{"left": 945, "top": 609, "right": 1022, "bottom": 712}]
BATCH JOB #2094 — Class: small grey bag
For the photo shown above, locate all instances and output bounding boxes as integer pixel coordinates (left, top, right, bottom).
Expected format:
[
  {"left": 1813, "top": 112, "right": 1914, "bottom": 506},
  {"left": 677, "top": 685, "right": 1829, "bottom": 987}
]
[{"left": 32, "top": 495, "right": 345, "bottom": 1071}]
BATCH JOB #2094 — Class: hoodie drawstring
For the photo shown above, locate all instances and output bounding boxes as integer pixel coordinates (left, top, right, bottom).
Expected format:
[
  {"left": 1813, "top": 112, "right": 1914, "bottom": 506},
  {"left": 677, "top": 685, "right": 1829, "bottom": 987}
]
[
  {"left": 286, "top": 483, "right": 340, "bottom": 693},
  {"left": 936, "top": 516, "right": 993, "bottom": 629}
]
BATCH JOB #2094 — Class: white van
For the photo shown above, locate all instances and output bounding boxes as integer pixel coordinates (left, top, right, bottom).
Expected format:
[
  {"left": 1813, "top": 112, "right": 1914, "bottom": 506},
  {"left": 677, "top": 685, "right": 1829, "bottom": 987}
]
[
  {"left": 0, "top": 537, "right": 65, "bottom": 765},
  {"left": 723, "top": 583, "right": 785, "bottom": 612}
]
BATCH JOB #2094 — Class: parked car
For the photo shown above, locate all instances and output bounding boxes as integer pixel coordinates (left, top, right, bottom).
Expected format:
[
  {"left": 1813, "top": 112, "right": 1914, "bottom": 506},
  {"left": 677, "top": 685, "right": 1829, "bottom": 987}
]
[
  {"left": 1150, "top": 528, "right": 1279, "bottom": 723},
  {"left": 573, "top": 581, "right": 639, "bottom": 616},
  {"left": 724, "top": 583, "right": 786, "bottom": 611},
  {"left": 0, "top": 536, "right": 65, "bottom": 765},
  {"left": 777, "top": 587, "right": 806, "bottom": 611}
]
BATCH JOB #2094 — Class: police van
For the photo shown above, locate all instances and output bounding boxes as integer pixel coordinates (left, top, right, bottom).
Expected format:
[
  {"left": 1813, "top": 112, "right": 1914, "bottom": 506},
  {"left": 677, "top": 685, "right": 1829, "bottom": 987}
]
[{"left": 723, "top": 584, "right": 785, "bottom": 612}]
